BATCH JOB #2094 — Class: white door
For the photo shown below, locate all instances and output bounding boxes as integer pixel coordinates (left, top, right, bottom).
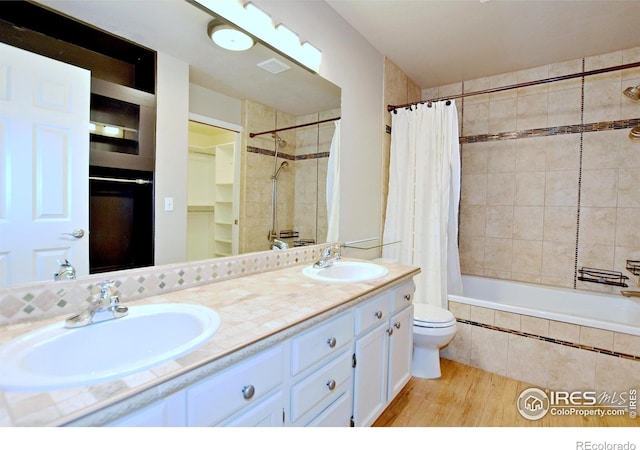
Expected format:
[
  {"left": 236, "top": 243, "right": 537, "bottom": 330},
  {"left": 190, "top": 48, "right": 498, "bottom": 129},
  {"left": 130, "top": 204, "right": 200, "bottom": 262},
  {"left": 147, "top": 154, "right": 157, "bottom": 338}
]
[{"left": 0, "top": 43, "right": 90, "bottom": 287}]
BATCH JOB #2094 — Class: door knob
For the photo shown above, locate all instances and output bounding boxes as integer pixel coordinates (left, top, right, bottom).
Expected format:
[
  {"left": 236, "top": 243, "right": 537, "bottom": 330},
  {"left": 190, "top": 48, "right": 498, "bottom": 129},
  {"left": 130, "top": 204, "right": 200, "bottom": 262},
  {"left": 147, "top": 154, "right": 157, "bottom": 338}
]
[{"left": 62, "top": 228, "right": 85, "bottom": 239}]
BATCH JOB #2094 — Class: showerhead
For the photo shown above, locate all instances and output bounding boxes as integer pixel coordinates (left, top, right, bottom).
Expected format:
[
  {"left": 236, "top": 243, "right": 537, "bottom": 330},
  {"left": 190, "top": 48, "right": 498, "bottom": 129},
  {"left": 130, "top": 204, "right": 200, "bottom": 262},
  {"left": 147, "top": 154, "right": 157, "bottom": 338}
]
[
  {"left": 273, "top": 161, "right": 289, "bottom": 179},
  {"left": 623, "top": 85, "right": 640, "bottom": 102},
  {"left": 272, "top": 133, "right": 287, "bottom": 148}
]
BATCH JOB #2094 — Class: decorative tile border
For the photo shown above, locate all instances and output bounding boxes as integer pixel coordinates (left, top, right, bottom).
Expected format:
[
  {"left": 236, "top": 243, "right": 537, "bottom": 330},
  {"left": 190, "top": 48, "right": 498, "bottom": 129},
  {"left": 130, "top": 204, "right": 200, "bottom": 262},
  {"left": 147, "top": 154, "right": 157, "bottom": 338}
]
[
  {"left": 247, "top": 145, "right": 329, "bottom": 160},
  {"left": 0, "top": 243, "right": 335, "bottom": 326},
  {"left": 457, "top": 318, "right": 640, "bottom": 362},
  {"left": 459, "top": 118, "right": 640, "bottom": 144}
]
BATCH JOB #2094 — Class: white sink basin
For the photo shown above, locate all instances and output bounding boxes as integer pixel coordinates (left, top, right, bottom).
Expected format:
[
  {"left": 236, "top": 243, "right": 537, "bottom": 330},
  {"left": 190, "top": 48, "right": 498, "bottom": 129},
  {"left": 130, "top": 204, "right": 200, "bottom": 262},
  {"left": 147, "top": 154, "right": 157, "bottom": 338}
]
[
  {"left": 0, "top": 303, "right": 220, "bottom": 391},
  {"left": 302, "top": 261, "right": 389, "bottom": 283}
]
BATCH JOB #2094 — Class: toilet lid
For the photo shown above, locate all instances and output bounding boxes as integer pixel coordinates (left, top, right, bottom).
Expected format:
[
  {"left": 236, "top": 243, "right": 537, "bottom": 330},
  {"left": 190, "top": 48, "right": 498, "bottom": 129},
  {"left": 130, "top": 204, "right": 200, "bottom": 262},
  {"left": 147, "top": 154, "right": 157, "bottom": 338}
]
[{"left": 413, "top": 303, "right": 455, "bottom": 324}]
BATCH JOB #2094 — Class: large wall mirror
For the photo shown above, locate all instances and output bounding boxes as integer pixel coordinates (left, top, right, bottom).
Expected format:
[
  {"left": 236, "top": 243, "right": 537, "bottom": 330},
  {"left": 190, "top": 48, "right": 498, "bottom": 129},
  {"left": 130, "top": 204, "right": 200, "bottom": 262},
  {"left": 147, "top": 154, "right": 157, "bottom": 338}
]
[{"left": 0, "top": 1, "right": 341, "bottom": 288}]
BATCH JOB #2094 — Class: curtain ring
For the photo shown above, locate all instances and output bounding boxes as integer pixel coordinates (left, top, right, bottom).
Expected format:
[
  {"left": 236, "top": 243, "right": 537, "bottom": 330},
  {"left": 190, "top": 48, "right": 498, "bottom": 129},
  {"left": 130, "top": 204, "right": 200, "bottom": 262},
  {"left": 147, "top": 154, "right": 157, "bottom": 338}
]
[
  {"left": 446, "top": 100, "right": 451, "bottom": 106},
  {"left": 427, "top": 101, "right": 432, "bottom": 108}
]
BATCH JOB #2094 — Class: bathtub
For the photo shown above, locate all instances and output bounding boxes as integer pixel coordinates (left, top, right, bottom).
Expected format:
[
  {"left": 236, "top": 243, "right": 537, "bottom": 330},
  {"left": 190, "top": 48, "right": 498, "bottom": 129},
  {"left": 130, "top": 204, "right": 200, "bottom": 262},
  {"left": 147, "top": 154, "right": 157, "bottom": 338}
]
[
  {"left": 449, "top": 275, "right": 640, "bottom": 337},
  {"left": 444, "top": 275, "right": 640, "bottom": 392}
]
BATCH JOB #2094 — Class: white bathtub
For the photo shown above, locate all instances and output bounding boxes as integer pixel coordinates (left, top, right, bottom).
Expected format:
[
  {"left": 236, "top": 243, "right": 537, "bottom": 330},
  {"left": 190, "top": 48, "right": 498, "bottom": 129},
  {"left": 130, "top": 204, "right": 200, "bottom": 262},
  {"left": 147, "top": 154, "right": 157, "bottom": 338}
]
[{"left": 449, "top": 275, "right": 640, "bottom": 337}]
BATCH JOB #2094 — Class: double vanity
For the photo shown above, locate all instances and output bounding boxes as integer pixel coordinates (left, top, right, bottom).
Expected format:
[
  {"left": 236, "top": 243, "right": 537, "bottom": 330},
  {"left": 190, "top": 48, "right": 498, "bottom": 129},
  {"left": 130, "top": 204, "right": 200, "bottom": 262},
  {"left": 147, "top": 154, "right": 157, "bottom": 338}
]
[{"left": 0, "top": 256, "right": 419, "bottom": 427}]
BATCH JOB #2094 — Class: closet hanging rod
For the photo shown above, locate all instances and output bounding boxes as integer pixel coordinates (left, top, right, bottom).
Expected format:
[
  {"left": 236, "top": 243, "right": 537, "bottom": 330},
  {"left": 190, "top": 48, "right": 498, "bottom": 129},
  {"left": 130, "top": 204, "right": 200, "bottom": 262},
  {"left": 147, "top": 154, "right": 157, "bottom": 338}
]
[
  {"left": 250, "top": 116, "right": 340, "bottom": 138},
  {"left": 387, "top": 61, "right": 640, "bottom": 112},
  {"left": 89, "top": 176, "right": 152, "bottom": 185}
]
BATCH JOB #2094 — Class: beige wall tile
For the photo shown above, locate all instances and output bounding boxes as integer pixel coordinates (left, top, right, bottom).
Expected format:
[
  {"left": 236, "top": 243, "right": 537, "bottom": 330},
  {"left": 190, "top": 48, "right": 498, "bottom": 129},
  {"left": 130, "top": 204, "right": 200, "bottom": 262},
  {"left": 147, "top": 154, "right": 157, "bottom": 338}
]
[
  {"left": 487, "top": 174, "right": 515, "bottom": 205},
  {"left": 520, "top": 315, "right": 550, "bottom": 336},
  {"left": 613, "top": 332, "right": 640, "bottom": 357},
  {"left": 514, "top": 172, "right": 545, "bottom": 206},
  {"left": 461, "top": 173, "right": 487, "bottom": 205},
  {"left": 489, "top": 98, "right": 517, "bottom": 133},
  {"left": 517, "top": 92, "right": 548, "bottom": 130},
  {"left": 513, "top": 206, "right": 544, "bottom": 240},
  {"left": 544, "top": 171, "right": 579, "bottom": 206},
  {"left": 578, "top": 207, "right": 617, "bottom": 245},
  {"left": 460, "top": 204, "right": 486, "bottom": 237},
  {"left": 580, "top": 326, "right": 615, "bottom": 351},
  {"left": 582, "top": 131, "right": 620, "bottom": 170},
  {"left": 547, "top": 88, "right": 582, "bottom": 127},
  {"left": 547, "top": 344, "right": 597, "bottom": 391},
  {"left": 515, "top": 138, "right": 546, "bottom": 172},
  {"left": 461, "top": 143, "right": 489, "bottom": 174},
  {"left": 594, "top": 353, "right": 640, "bottom": 393},
  {"left": 618, "top": 168, "right": 640, "bottom": 207},
  {"left": 463, "top": 102, "right": 489, "bottom": 135},
  {"left": 506, "top": 334, "right": 549, "bottom": 387},
  {"left": 543, "top": 207, "right": 578, "bottom": 243},
  {"left": 615, "top": 208, "right": 640, "bottom": 248},
  {"left": 486, "top": 205, "right": 514, "bottom": 238},
  {"left": 470, "top": 305, "right": 495, "bottom": 325},
  {"left": 494, "top": 310, "right": 520, "bottom": 331},
  {"left": 541, "top": 241, "right": 576, "bottom": 279},
  {"left": 512, "top": 240, "right": 542, "bottom": 275},
  {"left": 448, "top": 301, "right": 471, "bottom": 320},
  {"left": 581, "top": 169, "right": 618, "bottom": 207},
  {"left": 441, "top": 322, "right": 472, "bottom": 365},
  {"left": 548, "top": 321, "right": 580, "bottom": 343},
  {"left": 484, "top": 238, "right": 513, "bottom": 272},
  {"left": 470, "top": 326, "right": 509, "bottom": 375}
]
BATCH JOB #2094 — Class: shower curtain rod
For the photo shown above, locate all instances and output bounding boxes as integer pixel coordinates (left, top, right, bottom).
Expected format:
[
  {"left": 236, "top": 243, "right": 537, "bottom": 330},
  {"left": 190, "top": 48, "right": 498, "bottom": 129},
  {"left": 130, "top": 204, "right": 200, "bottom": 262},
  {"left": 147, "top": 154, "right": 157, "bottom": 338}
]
[
  {"left": 249, "top": 116, "right": 340, "bottom": 138},
  {"left": 387, "top": 61, "right": 640, "bottom": 112}
]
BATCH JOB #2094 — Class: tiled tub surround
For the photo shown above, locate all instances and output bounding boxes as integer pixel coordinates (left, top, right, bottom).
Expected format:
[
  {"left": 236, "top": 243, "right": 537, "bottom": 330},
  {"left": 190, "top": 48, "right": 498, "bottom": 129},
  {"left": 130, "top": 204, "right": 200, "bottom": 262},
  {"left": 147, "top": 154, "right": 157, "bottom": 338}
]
[
  {"left": 0, "top": 251, "right": 419, "bottom": 426},
  {"left": 421, "top": 45, "right": 640, "bottom": 292},
  {"left": 441, "top": 276, "right": 640, "bottom": 393},
  {"left": 241, "top": 99, "right": 340, "bottom": 254}
]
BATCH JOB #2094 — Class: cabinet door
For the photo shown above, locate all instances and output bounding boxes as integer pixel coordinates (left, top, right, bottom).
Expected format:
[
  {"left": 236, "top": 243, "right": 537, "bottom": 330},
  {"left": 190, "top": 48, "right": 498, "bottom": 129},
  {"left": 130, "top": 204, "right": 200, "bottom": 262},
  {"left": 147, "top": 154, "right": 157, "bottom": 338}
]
[
  {"left": 352, "top": 321, "right": 389, "bottom": 427},
  {"left": 387, "top": 305, "right": 413, "bottom": 400},
  {"left": 222, "top": 391, "right": 283, "bottom": 427}
]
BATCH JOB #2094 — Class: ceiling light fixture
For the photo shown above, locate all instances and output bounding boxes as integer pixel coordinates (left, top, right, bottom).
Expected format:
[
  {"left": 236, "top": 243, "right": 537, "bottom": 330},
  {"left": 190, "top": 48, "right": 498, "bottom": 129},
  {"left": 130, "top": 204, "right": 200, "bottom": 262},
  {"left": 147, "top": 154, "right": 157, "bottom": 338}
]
[
  {"left": 208, "top": 22, "right": 254, "bottom": 51},
  {"left": 193, "top": 0, "right": 322, "bottom": 72}
]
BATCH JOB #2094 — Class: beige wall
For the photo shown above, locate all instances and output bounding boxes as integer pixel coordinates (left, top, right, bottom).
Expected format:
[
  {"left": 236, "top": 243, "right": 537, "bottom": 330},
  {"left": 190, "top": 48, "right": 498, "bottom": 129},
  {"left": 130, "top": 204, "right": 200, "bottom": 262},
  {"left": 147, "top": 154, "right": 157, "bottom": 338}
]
[{"left": 421, "top": 47, "right": 640, "bottom": 292}]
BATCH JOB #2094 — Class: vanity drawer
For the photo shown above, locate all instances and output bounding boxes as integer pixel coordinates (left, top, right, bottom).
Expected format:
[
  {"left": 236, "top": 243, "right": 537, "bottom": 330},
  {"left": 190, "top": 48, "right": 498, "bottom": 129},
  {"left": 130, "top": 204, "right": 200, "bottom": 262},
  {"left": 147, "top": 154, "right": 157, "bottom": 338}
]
[
  {"left": 290, "top": 311, "right": 353, "bottom": 376},
  {"left": 290, "top": 350, "right": 352, "bottom": 424},
  {"left": 390, "top": 280, "right": 415, "bottom": 314},
  {"left": 186, "top": 344, "right": 283, "bottom": 426},
  {"left": 354, "top": 293, "right": 389, "bottom": 335}
]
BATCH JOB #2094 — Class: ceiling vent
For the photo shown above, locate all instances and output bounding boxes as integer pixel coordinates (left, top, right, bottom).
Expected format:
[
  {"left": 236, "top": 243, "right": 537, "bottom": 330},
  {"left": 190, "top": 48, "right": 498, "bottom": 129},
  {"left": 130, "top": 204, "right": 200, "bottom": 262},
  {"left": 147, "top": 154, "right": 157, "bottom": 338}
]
[{"left": 257, "top": 58, "right": 291, "bottom": 74}]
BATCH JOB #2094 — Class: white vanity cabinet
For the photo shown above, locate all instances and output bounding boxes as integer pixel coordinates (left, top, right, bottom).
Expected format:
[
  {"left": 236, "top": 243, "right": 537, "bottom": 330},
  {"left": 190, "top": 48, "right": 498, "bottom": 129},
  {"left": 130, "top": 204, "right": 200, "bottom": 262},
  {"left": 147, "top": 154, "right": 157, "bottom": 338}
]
[
  {"left": 186, "top": 344, "right": 284, "bottom": 426},
  {"left": 351, "top": 281, "right": 414, "bottom": 427},
  {"left": 287, "top": 311, "right": 354, "bottom": 426},
  {"left": 99, "top": 277, "right": 417, "bottom": 428}
]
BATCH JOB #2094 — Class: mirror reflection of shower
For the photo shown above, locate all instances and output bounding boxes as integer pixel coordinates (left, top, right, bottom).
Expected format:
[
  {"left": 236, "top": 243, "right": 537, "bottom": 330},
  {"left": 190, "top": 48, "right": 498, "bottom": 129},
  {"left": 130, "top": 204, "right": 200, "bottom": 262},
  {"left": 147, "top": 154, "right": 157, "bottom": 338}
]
[{"left": 269, "top": 133, "right": 289, "bottom": 248}]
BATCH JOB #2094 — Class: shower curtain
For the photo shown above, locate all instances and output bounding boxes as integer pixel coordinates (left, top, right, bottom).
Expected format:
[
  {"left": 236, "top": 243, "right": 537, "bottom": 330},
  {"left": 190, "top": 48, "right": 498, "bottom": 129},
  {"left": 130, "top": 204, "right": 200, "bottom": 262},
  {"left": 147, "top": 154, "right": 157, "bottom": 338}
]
[
  {"left": 382, "top": 101, "right": 462, "bottom": 307},
  {"left": 326, "top": 120, "right": 341, "bottom": 243}
]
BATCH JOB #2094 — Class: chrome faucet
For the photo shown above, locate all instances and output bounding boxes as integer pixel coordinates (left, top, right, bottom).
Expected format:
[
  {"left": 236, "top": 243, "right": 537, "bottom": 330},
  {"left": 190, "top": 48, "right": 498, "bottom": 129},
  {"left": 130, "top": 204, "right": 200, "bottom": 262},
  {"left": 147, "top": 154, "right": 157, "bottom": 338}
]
[
  {"left": 272, "top": 238, "right": 289, "bottom": 250},
  {"left": 65, "top": 280, "right": 128, "bottom": 328},
  {"left": 54, "top": 259, "right": 76, "bottom": 281},
  {"left": 313, "top": 244, "right": 342, "bottom": 269}
]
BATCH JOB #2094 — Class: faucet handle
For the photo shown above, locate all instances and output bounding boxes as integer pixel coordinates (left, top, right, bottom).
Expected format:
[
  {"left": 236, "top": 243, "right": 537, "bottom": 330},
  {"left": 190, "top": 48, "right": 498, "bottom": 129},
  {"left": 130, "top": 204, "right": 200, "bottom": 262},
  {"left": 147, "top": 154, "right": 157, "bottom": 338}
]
[{"left": 96, "top": 280, "right": 115, "bottom": 300}]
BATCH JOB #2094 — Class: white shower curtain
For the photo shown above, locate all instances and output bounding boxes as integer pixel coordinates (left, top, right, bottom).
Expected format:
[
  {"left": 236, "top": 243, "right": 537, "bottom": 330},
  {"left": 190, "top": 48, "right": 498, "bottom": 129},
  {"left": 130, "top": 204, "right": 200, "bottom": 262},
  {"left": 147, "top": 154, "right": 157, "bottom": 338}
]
[
  {"left": 326, "top": 120, "right": 341, "bottom": 243},
  {"left": 382, "top": 101, "right": 462, "bottom": 307}
]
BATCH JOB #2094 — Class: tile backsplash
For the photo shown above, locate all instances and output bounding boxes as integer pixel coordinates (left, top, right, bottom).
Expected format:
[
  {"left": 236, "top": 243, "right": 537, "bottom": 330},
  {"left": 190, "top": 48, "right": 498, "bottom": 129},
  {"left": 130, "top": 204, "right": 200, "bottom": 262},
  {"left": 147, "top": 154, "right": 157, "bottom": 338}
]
[{"left": 0, "top": 243, "right": 333, "bottom": 327}]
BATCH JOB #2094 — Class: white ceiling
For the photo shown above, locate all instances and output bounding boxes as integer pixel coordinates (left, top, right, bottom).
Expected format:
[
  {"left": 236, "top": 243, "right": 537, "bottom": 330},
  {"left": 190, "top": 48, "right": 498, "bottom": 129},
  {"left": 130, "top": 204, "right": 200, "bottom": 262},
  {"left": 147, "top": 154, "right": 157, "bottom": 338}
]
[{"left": 327, "top": 0, "right": 640, "bottom": 89}]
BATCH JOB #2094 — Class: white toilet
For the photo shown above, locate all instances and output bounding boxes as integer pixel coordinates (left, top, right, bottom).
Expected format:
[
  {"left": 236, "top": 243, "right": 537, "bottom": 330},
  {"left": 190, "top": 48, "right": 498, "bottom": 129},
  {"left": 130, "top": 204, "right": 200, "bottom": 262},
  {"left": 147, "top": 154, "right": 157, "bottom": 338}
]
[{"left": 412, "top": 303, "right": 457, "bottom": 379}]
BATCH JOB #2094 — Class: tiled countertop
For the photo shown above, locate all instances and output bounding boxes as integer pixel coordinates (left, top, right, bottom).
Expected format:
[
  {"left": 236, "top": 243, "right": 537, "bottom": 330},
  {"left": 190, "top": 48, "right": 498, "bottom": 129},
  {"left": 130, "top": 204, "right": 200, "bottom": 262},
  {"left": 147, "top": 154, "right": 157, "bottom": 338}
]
[{"left": 0, "top": 259, "right": 419, "bottom": 426}]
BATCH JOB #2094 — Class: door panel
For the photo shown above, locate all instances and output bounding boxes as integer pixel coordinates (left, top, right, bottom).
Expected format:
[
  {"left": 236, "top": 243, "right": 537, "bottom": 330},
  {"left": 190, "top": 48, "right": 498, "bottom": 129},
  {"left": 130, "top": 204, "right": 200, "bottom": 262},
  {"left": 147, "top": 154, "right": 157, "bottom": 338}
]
[{"left": 0, "top": 42, "right": 90, "bottom": 287}]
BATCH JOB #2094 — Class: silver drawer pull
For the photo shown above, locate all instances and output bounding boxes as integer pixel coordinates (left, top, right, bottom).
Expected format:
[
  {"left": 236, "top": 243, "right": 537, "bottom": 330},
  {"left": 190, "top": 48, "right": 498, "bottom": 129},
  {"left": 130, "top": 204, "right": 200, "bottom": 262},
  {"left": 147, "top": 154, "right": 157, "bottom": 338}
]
[
  {"left": 387, "top": 327, "right": 394, "bottom": 336},
  {"left": 326, "top": 379, "right": 336, "bottom": 391},
  {"left": 242, "top": 384, "right": 255, "bottom": 400},
  {"left": 404, "top": 293, "right": 411, "bottom": 302},
  {"left": 394, "top": 322, "right": 401, "bottom": 329},
  {"left": 327, "top": 337, "right": 337, "bottom": 348},
  {"left": 375, "top": 310, "right": 383, "bottom": 319}
]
